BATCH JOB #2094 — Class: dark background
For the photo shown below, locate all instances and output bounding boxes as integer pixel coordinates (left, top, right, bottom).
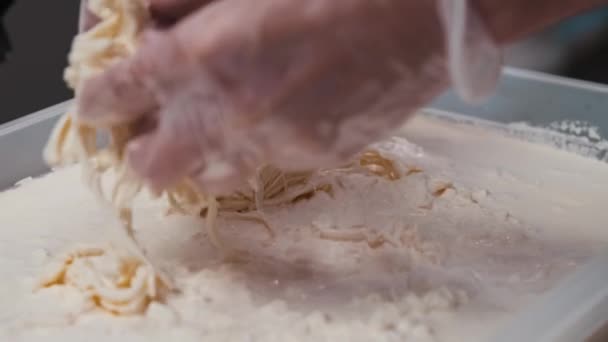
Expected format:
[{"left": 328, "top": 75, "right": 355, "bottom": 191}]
[
  {"left": 0, "top": 0, "right": 79, "bottom": 123},
  {"left": 0, "top": 1, "right": 607, "bottom": 125}
]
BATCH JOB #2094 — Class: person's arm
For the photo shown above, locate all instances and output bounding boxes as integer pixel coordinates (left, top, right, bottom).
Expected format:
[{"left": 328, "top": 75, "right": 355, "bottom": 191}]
[{"left": 473, "top": 0, "right": 608, "bottom": 44}]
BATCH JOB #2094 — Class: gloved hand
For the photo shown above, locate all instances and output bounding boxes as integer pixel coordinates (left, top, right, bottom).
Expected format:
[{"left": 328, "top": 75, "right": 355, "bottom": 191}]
[{"left": 76, "top": 0, "right": 500, "bottom": 194}]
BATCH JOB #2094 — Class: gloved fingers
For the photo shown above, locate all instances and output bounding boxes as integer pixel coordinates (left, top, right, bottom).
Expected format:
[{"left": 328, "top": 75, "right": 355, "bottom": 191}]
[
  {"left": 126, "top": 112, "right": 253, "bottom": 196},
  {"left": 77, "top": 30, "right": 190, "bottom": 126},
  {"left": 125, "top": 83, "right": 232, "bottom": 192},
  {"left": 126, "top": 124, "right": 203, "bottom": 193},
  {"left": 190, "top": 157, "right": 253, "bottom": 195}
]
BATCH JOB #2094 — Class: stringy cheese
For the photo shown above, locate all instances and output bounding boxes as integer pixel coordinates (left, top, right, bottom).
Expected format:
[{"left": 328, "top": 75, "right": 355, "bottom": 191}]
[{"left": 38, "top": 245, "right": 163, "bottom": 315}]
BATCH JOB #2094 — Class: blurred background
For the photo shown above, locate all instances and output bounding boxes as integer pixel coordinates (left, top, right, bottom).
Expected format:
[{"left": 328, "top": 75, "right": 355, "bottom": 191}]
[{"left": 0, "top": 0, "right": 607, "bottom": 124}]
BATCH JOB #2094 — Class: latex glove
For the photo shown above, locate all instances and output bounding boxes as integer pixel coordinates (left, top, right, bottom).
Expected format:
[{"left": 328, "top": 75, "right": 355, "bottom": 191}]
[{"left": 77, "top": 0, "right": 500, "bottom": 194}]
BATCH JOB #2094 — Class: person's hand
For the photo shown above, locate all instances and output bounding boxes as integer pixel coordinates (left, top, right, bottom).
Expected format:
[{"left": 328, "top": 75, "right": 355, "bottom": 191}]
[{"left": 77, "top": 0, "right": 452, "bottom": 194}]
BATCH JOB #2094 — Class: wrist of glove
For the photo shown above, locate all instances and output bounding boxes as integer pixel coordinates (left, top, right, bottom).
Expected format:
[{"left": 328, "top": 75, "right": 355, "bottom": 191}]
[
  {"left": 438, "top": 0, "right": 502, "bottom": 103},
  {"left": 75, "top": 0, "right": 502, "bottom": 195}
]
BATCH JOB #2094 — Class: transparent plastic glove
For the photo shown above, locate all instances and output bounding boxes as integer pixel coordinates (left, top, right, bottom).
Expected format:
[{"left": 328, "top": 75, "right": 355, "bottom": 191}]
[
  {"left": 76, "top": 0, "right": 490, "bottom": 195},
  {"left": 438, "top": 0, "right": 502, "bottom": 103}
]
